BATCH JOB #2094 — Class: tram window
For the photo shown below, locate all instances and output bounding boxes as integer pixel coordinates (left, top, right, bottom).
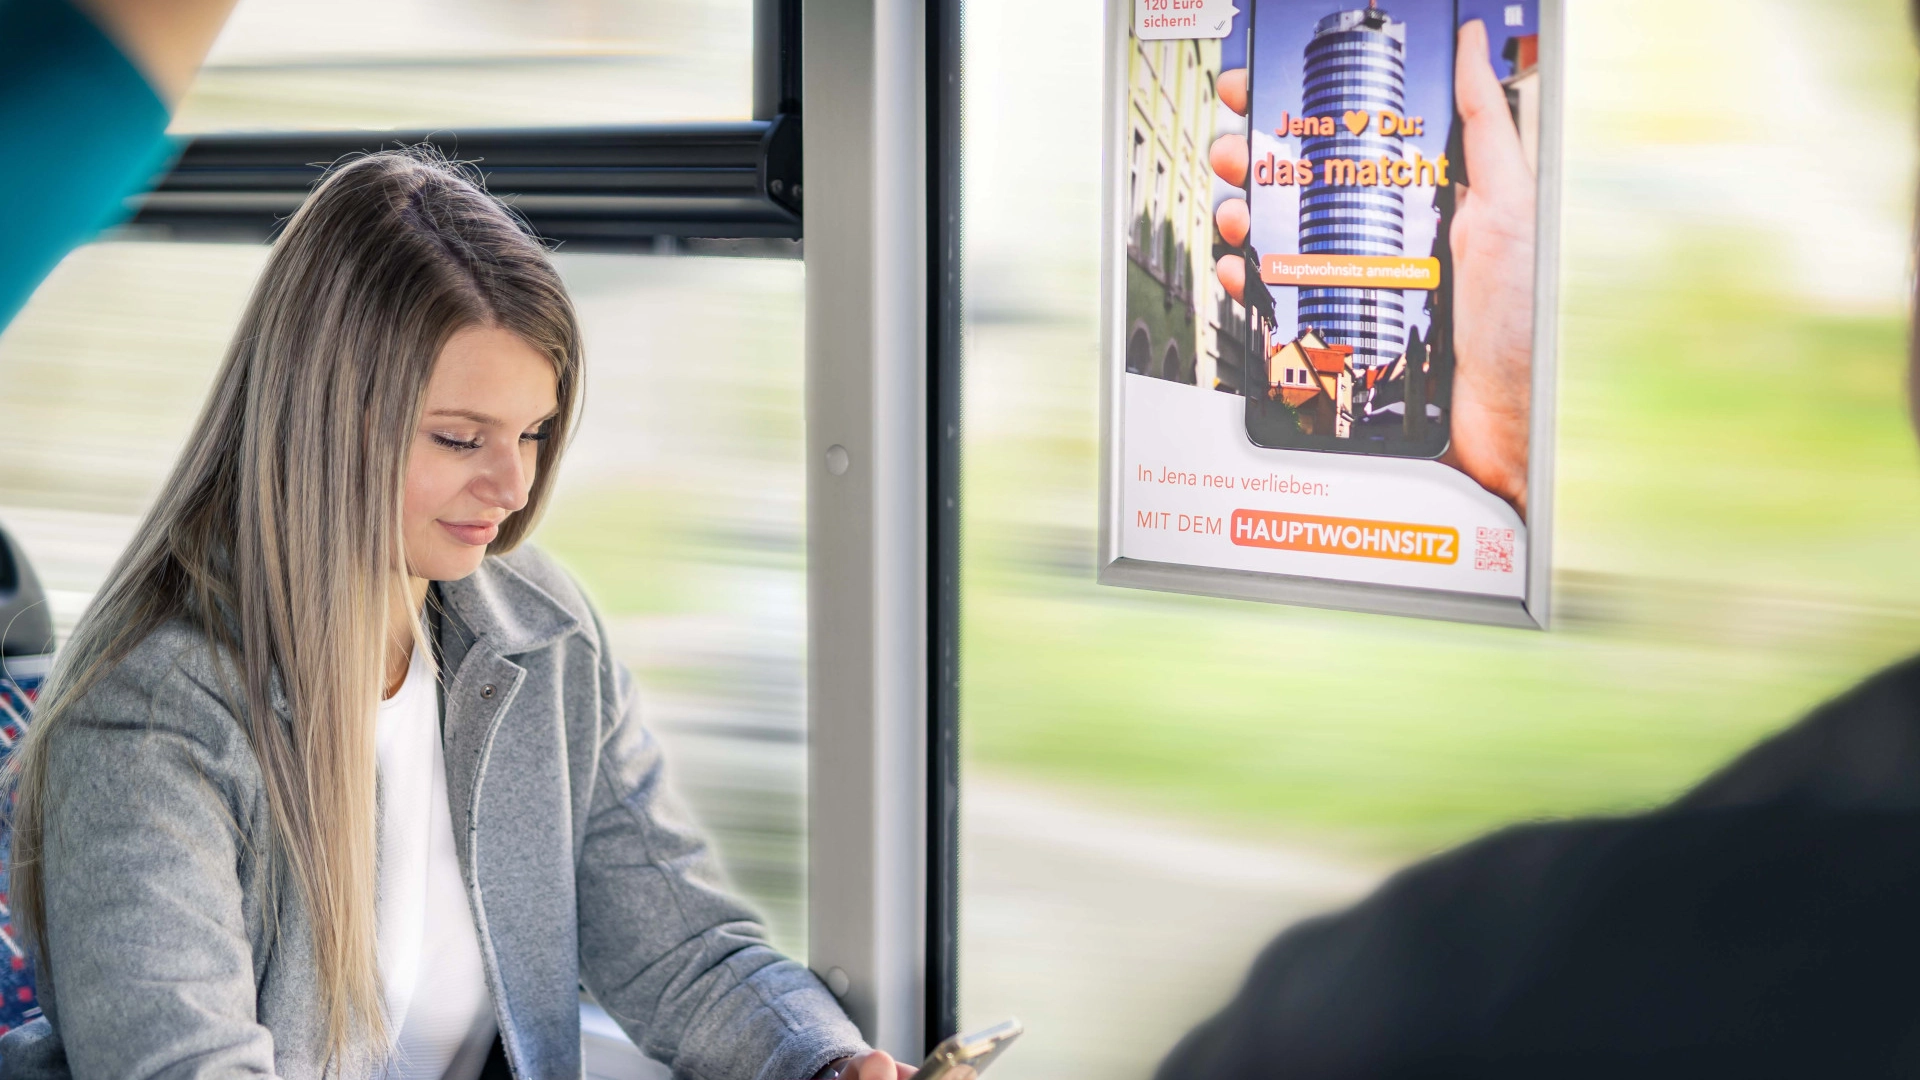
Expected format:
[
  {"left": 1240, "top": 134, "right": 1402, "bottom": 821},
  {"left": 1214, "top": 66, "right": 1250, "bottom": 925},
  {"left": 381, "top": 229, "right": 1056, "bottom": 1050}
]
[
  {"left": 0, "top": 242, "right": 810, "bottom": 962},
  {"left": 957, "top": 0, "right": 1920, "bottom": 1076},
  {"left": 173, "top": 0, "right": 751, "bottom": 133}
]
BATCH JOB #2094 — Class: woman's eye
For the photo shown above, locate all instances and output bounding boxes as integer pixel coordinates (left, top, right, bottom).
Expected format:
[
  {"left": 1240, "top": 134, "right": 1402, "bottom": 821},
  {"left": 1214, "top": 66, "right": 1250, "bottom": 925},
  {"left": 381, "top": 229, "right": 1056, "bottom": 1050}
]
[
  {"left": 520, "top": 428, "right": 552, "bottom": 444},
  {"left": 431, "top": 433, "right": 483, "bottom": 451}
]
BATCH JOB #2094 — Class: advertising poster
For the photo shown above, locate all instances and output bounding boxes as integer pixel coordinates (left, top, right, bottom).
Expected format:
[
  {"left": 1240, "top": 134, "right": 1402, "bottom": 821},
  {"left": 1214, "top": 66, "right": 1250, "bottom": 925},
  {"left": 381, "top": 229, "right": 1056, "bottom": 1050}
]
[{"left": 1101, "top": 0, "right": 1562, "bottom": 626}]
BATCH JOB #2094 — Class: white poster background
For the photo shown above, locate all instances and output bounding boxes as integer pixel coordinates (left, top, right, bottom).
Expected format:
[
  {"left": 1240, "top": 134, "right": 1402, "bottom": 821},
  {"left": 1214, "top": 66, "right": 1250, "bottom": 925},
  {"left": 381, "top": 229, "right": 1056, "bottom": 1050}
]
[{"left": 1117, "top": 376, "right": 1526, "bottom": 599}]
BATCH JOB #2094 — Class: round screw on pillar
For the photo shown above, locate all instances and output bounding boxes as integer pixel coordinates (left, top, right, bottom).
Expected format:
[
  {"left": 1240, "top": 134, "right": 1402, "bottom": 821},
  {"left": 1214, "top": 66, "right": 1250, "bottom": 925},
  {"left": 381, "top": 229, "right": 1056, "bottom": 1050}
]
[
  {"left": 825, "top": 444, "right": 850, "bottom": 476},
  {"left": 823, "top": 967, "right": 851, "bottom": 997}
]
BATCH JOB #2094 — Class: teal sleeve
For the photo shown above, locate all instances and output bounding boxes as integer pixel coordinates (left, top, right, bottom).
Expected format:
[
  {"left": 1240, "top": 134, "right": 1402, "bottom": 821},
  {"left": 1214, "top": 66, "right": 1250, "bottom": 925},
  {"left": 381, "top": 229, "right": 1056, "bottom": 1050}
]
[{"left": 0, "top": 0, "right": 176, "bottom": 330}]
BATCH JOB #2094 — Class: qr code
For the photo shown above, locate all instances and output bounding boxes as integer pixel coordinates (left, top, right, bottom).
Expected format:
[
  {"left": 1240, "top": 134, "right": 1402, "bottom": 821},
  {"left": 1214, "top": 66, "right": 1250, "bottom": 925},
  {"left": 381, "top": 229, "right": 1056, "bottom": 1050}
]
[{"left": 1475, "top": 527, "right": 1515, "bottom": 572}]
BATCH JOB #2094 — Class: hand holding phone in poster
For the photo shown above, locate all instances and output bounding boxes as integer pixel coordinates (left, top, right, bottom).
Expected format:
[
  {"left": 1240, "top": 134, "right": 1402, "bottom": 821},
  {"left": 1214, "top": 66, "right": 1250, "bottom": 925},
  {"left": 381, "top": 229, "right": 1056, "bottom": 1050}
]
[
  {"left": 1210, "top": 16, "right": 1534, "bottom": 516},
  {"left": 1445, "top": 17, "right": 1536, "bottom": 516}
]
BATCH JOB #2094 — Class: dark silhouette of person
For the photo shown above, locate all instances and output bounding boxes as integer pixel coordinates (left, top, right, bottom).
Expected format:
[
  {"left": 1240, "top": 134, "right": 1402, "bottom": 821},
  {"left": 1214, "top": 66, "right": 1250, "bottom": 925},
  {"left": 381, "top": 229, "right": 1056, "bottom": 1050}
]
[
  {"left": 1160, "top": 659, "right": 1920, "bottom": 1077},
  {"left": 1165, "top": 8, "right": 1920, "bottom": 1075}
]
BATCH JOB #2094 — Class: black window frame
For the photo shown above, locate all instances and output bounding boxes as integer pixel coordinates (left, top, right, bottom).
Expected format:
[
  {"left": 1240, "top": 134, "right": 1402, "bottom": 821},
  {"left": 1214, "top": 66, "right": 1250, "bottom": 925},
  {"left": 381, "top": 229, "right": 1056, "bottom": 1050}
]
[{"left": 133, "top": 0, "right": 805, "bottom": 254}]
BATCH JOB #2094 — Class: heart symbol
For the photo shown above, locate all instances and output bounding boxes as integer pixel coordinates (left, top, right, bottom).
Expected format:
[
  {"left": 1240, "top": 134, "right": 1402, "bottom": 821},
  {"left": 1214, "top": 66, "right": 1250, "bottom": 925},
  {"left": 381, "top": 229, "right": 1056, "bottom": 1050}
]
[{"left": 1342, "top": 110, "right": 1369, "bottom": 135}]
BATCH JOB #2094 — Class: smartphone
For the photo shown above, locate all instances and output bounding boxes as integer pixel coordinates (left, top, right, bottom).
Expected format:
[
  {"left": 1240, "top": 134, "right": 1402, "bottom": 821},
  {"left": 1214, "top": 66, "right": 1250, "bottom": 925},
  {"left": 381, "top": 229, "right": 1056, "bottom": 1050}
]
[
  {"left": 917, "top": 1018, "right": 1023, "bottom": 1080},
  {"left": 1241, "top": 0, "right": 1458, "bottom": 458}
]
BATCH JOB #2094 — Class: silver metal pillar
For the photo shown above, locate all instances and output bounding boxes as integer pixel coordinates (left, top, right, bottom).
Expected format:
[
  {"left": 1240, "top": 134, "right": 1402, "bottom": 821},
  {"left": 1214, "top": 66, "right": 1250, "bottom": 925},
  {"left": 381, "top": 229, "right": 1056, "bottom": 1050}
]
[{"left": 804, "top": 0, "right": 929, "bottom": 1060}]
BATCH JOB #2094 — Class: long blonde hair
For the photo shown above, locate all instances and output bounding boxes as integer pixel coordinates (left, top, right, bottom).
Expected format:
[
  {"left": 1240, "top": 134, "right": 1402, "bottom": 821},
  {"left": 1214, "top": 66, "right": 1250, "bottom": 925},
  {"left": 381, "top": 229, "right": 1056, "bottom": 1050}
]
[{"left": 6, "top": 149, "right": 581, "bottom": 1060}]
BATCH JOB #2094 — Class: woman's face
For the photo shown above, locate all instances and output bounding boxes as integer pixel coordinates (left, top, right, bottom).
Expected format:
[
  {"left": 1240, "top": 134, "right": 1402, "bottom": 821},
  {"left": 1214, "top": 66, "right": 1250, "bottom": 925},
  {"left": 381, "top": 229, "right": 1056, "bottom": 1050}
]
[{"left": 403, "top": 324, "right": 560, "bottom": 582}]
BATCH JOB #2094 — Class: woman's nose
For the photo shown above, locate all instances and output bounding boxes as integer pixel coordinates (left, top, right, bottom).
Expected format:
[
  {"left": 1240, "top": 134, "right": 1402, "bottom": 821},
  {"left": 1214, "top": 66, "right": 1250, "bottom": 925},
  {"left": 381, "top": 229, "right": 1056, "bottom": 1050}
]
[{"left": 475, "top": 443, "right": 533, "bottom": 512}]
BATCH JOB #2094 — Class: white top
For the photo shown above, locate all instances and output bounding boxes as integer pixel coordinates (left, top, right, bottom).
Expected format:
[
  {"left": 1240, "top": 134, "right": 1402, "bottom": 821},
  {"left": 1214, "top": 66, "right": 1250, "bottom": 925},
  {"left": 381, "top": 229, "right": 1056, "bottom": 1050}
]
[{"left": 375, "top": 643, "right": 498, "bottom": 1080}]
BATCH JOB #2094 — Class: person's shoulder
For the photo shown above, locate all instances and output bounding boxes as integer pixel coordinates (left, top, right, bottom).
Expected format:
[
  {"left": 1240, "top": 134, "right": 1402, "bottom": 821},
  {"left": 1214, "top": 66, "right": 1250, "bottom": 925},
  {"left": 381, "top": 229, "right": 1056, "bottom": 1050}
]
[
  {"left": 64, "top": 617, "right": 240, "bottom": 726},
  {"left": 1678, "top": 653, "right": 1920, "bottom": 811},
  {"left": 1172, "top": 815, "right": 1632, "bottom": 1074},
  {"left": 1291, "top": 816, "right": 1629, "bottom": 974},
  {"left": 41, "top": 618, "right": 259, "bottom": 783}
]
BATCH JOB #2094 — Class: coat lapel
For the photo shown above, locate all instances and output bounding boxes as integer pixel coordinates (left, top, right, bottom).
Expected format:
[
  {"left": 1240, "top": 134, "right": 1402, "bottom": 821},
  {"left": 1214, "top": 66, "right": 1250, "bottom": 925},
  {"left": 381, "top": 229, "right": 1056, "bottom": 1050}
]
[
  {"left": 431, "top": 560, "right": 581, "bottom": 843},
  {"left": 429, "top": 560, "right": 585, "bottom": 1078}
]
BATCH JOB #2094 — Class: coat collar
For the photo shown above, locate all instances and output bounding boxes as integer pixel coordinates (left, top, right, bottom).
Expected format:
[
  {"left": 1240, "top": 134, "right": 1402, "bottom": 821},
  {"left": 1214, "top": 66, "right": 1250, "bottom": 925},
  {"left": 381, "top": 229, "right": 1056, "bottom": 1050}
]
[{"left": 432, "top": 555, "right": 583, "bottom": 658}]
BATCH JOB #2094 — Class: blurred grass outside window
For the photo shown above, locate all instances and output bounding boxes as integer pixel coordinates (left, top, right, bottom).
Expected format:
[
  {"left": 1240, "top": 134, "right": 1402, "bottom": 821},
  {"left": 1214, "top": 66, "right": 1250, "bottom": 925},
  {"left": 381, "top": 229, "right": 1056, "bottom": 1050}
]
[
  {"left": 957, "top": 1, "right": 1920, "bottom": 1077},
  {"left": 959, "top": 0, "right": 1920, "bottom": 862}
]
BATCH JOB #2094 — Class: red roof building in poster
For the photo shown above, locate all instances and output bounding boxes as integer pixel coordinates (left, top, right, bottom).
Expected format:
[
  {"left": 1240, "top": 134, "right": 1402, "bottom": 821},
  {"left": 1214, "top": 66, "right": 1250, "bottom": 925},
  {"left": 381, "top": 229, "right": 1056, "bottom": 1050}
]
[{"left": 1266, "top": 329, "right": 1354, "bottom": 438}]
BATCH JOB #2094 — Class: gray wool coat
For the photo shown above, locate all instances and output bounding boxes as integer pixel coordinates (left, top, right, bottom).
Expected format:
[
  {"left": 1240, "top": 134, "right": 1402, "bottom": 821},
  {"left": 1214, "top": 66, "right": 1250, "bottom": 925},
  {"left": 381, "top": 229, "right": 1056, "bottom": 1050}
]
[{"left": 0, "top": 547, "right": 866, "bottom": 1080}]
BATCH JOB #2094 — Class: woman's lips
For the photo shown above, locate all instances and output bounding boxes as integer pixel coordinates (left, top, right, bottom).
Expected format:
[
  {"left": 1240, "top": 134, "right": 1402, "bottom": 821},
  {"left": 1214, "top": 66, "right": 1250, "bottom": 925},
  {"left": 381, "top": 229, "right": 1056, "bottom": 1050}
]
[{"left": 440, "top": 520, "right": 500, "bottom": 546}]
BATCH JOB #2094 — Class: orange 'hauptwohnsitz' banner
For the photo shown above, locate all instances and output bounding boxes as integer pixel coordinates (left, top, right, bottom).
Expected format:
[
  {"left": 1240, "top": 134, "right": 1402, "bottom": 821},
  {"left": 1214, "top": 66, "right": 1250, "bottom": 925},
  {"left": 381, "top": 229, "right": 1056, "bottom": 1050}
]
[{"left": 1229, "top": 509, "right": 1458, "bottom": 564}]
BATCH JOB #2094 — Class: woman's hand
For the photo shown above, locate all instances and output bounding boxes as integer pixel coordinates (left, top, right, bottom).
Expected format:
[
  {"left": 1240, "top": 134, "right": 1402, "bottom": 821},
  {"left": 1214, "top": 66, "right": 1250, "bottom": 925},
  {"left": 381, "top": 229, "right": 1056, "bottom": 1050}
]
[
  {"left": 1206, "top": 20, "right": 1536, "bottom": 517},
  {"left": 816, "top": 1049, "right": 917, "bottom": 1079}
]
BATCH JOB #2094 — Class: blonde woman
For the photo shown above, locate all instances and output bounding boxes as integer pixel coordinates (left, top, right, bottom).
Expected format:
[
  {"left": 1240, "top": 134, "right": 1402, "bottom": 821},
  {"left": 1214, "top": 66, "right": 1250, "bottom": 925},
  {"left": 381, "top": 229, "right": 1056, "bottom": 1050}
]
[{"left": 0, "top": 151, "right": 912, "bottom": 1080}]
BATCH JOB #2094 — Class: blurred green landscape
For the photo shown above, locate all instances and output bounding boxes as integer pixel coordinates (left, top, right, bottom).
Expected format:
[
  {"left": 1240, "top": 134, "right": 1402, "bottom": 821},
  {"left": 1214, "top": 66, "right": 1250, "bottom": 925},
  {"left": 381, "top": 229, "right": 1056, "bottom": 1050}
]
[
  {"left": 955, "top": 278, "right": 1920, "bottom": 858},
  {"left": 941, "top": 0, "right": 1920, "bottom": 859}
]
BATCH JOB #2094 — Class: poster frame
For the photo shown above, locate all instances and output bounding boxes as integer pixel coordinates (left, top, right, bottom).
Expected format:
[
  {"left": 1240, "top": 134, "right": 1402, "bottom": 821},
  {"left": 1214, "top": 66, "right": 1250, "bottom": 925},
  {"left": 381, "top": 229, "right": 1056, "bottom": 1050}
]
[{"left": 1096, "top": 0, "right": 1565, "bottom": 628}]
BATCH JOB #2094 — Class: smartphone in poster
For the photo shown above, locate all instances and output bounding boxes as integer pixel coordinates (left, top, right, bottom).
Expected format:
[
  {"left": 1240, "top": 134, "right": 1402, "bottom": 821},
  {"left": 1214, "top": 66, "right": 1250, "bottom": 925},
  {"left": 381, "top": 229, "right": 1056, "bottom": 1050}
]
[{"left": 1100, "top": 0, "right": 1561, "bottom": 626}]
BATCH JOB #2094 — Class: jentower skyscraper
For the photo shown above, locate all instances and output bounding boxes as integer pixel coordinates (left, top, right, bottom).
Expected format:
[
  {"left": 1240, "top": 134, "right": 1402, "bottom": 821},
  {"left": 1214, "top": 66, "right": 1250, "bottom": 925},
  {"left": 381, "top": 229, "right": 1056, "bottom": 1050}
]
[{"left": 1297, "top": 2, "right": 1407, "bottom": 407}]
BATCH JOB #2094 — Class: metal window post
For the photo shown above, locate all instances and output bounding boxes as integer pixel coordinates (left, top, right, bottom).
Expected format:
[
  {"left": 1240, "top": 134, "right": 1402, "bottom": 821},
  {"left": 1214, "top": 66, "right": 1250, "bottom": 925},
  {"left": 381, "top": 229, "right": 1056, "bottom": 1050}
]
[
  {"left": 923, "top": 0, "right": 964, "bottom": 1048},
  {"left": 803, "top": 0, "right": 935, "bottom": 1062}
]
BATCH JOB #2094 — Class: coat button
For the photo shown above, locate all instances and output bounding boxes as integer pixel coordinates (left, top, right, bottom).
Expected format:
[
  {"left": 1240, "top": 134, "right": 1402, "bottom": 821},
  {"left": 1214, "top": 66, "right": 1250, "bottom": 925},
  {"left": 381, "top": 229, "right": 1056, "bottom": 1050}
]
[{"left": 481, "top": 684, "right": 496, "bottom": 699}]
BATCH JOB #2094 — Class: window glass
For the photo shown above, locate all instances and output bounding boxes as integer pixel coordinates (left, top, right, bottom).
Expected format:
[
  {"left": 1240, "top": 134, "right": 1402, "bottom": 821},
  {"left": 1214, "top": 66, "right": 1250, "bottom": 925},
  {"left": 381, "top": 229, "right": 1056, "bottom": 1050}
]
[
  {"left": 958, "top": 0, "right": 1919, "bottom": 1076},
  {"left": 172, "top": 0, "right": 751, "bottom": 133},
  {"left": 0, "top": 244, "right": 807, "bottom": 1064}
]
